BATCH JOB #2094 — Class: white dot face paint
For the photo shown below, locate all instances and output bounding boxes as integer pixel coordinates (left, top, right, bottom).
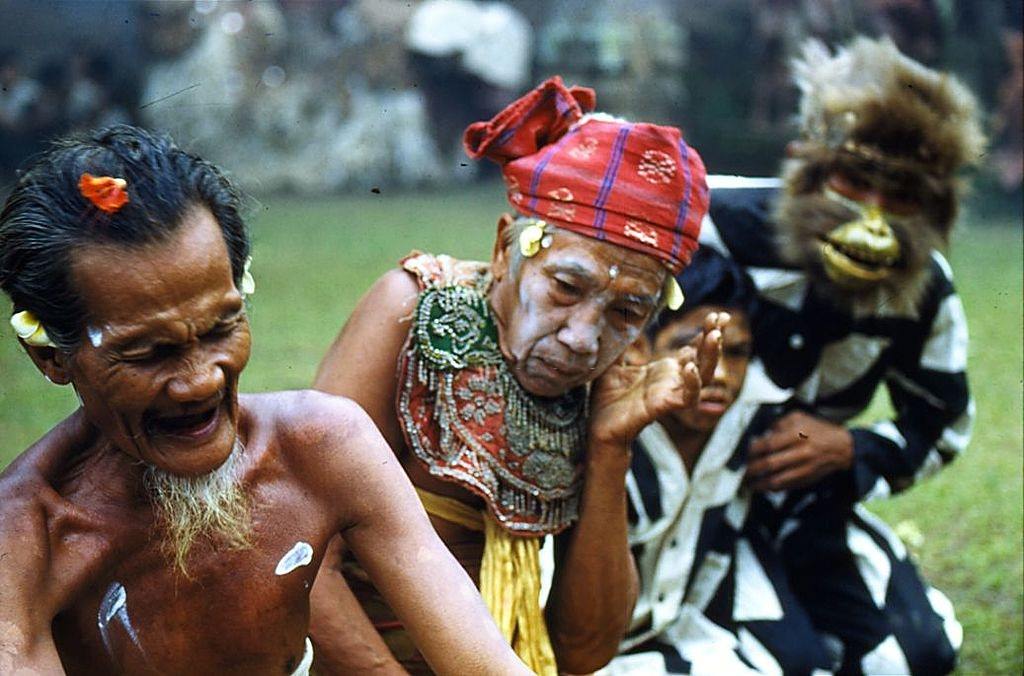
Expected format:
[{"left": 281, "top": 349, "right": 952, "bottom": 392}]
[
  {"left": 87, "top": 325, "right": 103, "bottom": 348},
  {"left": 608, "top": 265, "right": 620, "bottom": 279},
  {"left": 275, "top": 541, "right": 313, "bottom": 576}
]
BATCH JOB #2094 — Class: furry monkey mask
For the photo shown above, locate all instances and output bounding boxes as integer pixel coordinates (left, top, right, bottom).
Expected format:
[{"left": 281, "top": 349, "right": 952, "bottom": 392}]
[{"left": 776, "top": 37, "right": 985, "bottom": 309}]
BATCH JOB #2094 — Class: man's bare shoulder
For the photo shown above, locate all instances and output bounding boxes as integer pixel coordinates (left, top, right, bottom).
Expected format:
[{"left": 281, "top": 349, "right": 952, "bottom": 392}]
[
  {"left": 0, "top": 410, "right": 95, "bottom": 513},
  {"left": 312, "top": 266, "right": 422, "bottom": 449},
  {"left": 339, "top": 267, "right": 420, "bottom": 344},
  {"left": 0, "top": 411, "right": 106, "bottom": 624},
  {"left": 242, "top": 391, "right": 394, "bottom": 473},
  {"left": 242, "top": 391, "right": 402, "bottom": 528}
]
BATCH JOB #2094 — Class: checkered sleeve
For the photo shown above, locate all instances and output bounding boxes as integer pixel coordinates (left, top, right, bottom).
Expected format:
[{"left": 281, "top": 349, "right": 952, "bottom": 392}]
[{"left": 848, "top": 255, "right": 973, "bottom": 501}]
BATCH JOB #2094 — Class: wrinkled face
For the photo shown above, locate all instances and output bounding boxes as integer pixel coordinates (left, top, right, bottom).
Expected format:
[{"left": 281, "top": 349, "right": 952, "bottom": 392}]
[
  {"left": 67, "top": 206, "right": 250, "bottom": 477},
  {"left": 489, "top": 228, "right": 666, "bottom": 398},
  {"left": 777, "top": 159, "right": 947, "bottom": 305},
  {"left": 652, "top": 306, "right": 751, "bottom": 433}
]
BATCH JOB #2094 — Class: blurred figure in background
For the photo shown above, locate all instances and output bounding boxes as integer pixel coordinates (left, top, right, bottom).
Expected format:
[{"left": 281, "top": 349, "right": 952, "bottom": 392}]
[
  {"left": 66, "top": 49, "right": 132, "bottom": 131},
  {"left": 691, "top": 36, "right": 984, "bottom": 674},
  {"left": 536, "top": 0, "right": 686, "bottom": 124},
  {"left": 0, "top": 49, "right": 40, "bottom": 176},
  {"left": 405, "top": 0, "right": 532, "bottom": 173},
  {"left": 992, "top": 27, "right": 1023, "bottom": 193}
]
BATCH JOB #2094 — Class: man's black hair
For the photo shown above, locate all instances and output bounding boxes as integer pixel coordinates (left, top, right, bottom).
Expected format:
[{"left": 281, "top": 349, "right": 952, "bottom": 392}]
[
  {"left": 0, "top": 124, "right": 250, "bottom": 350},
  {"left": 648, "top": 246, "right": 758, "bottom": 337}
]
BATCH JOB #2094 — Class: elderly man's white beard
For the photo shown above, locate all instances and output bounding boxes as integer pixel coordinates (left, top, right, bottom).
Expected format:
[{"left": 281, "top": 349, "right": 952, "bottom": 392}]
[{"left": 143, "top": 440, "right": 251, "bottom": 575}]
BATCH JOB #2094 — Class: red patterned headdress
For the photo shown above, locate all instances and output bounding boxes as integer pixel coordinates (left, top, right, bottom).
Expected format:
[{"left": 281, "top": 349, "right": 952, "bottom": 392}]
[{"left": 465, "top": 76, "right": 708, "bottom": 272}]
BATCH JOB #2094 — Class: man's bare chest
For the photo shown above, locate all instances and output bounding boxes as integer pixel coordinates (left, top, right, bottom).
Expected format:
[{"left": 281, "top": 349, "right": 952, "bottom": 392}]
[{"left": 52, "top": 495, "right": 331, "bottom": 675}]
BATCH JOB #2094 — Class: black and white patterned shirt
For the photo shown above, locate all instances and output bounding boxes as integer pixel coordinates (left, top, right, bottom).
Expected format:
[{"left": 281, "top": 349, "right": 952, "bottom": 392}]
[
  {"left": 698, "top": 176, "right": 973, "bottom": 503},
  {"left": 618, "top": 362, "right": 790, "bottom": 644}
]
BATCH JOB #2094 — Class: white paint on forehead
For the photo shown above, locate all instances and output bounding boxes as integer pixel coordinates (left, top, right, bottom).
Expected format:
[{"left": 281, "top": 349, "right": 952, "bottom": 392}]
[
  {"left": 87, "top": 325, "right": 104, "bottom": 347},
  {"left": 545, "top": 253, "right": 661, "bottom": 290},
  {"left": 275, "top": 541, "right": 314, "bottom": 576}
]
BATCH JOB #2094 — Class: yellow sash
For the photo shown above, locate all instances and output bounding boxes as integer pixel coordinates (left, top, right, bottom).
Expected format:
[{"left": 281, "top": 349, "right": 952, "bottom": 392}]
[{"left": 416, "top": 488, "right": 557, "bottom": 676}]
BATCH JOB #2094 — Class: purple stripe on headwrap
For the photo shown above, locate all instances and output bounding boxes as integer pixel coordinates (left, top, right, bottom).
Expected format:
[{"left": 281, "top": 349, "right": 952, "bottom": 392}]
[
  {"left": 526, "top": 127, "right": 580, "bottom": 213},
  {"left": 496, "top": 89, "right": 556, "bottom": 148},
  {"left": 591, "top": 125, "right": 633, "bottom": 239},
  {"left": 554, "top": 90, "right": 572, "bottom": 117},
  {"left": 671, "top": 138, "right": 693, "bottom": 259}
]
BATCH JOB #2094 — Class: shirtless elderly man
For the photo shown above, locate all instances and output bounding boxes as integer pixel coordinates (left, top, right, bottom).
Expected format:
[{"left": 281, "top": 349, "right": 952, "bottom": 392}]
[
  {"left": 311, "top": 77, "right": 725, "bottom": 674},
  {"left": 0, "top": 125, "right": 528, "bottom": 675}
]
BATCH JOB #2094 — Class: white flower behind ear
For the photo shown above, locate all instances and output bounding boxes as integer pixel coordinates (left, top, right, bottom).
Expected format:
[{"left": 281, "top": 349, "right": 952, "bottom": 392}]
[
  {"left": 240, "top": 257, "right": 256, "bottom": 296},
  {"left": 10, "top": 310, "right": 55, "bottom": 347}
]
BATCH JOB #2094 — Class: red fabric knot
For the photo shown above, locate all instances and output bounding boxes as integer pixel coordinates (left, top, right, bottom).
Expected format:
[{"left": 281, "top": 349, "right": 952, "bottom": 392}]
[
  {"left": 463, "top": 76, "right": 596, "bottom": 164},
  {"left": 463, "top": 76, "right": 708, "bottom": 272}
]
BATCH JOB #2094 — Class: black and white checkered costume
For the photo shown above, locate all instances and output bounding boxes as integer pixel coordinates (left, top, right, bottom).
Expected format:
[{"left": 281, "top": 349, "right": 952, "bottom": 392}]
[
  {"left": 701, "top": 177, "right": 972, "bottom": 503},
  {"left": 606, "top": 177, "right": 967, "bottom": 675}
]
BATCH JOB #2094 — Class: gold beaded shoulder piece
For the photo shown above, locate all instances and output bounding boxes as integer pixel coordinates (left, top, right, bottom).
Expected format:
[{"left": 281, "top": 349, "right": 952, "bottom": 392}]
[{"left": 397, "top": 254, "right": 588, "bottom": 535}]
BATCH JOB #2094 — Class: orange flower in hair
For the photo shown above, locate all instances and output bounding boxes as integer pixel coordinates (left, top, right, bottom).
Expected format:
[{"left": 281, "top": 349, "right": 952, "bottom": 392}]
[{"left": 79, "top": 173, "right": 129, "bottom": 214}]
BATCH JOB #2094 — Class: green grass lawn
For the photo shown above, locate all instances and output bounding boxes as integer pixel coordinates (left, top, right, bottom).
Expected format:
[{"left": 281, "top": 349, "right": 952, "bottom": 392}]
[{"left": 1, "top": 185, "right": 1020, "bottom": 673}]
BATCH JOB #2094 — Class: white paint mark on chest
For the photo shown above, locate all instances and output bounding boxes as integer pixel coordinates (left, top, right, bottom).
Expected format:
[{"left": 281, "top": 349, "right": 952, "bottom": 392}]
[
  {"left": 275, "top": 541, "right": 313, "bottom": 576},
  {"left": 97, "top": 581, "right": 145, "bottom": 661}
]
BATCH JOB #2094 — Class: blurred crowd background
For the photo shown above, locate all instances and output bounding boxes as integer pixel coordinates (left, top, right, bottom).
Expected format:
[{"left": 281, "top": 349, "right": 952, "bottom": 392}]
[{"left": 1, "top": 0, "right": 1021, "bottom": 205}]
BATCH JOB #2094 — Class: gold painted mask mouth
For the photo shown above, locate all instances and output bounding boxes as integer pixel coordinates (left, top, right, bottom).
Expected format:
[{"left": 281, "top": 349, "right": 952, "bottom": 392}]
[{"left": 819, "top": 192, "right": 902, "bottom": 288}]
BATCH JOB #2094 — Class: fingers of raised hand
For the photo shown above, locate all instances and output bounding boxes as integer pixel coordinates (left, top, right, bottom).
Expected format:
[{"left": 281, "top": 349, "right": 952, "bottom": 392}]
[
  {"left": 645, "top": 358, "right": 698, "bottom": 416},
  {"left": 702, "top": 310, "right": 730, "bottom": 334},
  {"left": 680, "top": 361, "right": 700, "bottom": 408},
  {"left": 676, "top": 345, "right": 698, "bottom": 365},
  {"left": 697, "top": 328, "right": 722, "bottom": 384},
  {"left": 701, "top": 311, "right": 719, "bottom": 334}
]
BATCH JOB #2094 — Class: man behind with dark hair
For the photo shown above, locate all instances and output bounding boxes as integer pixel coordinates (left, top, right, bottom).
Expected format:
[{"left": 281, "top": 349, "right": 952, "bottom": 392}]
[
  {"left": 0, "top": 125, "right": 530, "bottom": 675},
  {"left": 606, "top": 248, "right": 831, "bottom": 674}
]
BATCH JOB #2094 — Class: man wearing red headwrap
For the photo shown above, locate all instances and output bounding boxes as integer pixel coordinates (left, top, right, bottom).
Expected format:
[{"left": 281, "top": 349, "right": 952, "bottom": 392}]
[{"left": 309, "top": 77, "right": 723, "bottom": 675}]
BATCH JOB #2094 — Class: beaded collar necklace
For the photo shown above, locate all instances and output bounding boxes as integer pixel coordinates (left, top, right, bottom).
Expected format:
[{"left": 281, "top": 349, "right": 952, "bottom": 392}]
[{"left": 397, "top": 253, "right": 588, "bottom": 535}]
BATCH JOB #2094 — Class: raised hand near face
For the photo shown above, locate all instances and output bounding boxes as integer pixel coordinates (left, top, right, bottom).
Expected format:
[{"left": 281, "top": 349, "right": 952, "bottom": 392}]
[{"left": 589, "top": 311, "right": 728, "bottom": 448}]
